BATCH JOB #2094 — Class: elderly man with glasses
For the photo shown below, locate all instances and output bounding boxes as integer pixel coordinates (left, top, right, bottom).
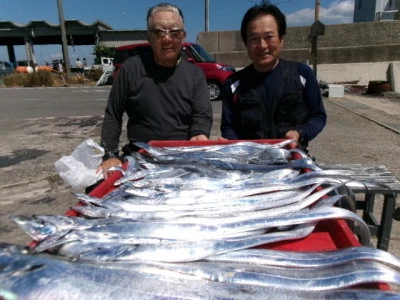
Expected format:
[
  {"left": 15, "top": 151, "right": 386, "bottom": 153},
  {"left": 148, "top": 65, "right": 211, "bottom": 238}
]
[{"left": 98, "top": 3, "right": 213, "bottom": 180}]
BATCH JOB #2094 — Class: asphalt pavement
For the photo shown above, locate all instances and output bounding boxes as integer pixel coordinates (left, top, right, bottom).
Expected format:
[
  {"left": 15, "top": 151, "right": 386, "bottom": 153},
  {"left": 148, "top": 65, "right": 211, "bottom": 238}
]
[
  {"left": 0, "top": 87, "right": 399, "bottom": 265},
  {"left": 328, "top": 92, "right": 400, "bottom": 135}
]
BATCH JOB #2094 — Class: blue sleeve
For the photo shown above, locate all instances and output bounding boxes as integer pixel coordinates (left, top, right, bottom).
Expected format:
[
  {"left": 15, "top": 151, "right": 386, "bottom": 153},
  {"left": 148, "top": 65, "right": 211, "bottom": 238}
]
[
  {"left": 220, "top": 76, "right": 239, "bottom": 140},
  {"left": 296, "top": 63, "right": 327, "bottom": 142}
]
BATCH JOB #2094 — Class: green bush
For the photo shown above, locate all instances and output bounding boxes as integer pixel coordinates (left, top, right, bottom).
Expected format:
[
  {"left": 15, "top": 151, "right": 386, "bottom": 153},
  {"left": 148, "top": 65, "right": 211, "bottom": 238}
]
[
  {"left": 2, "top": 71, "right": 55, "bottom": 87},
  {"left": 24, "top": 70, "right": 55, "bottom": 87},
  {"left": 3, "top": 74, "right": 27, "bottom": 87},
  {"left": 69, "top": 74, "right": 85, "bottom": 85},
  {"left": 86, "top": 68, "right": 104, "bottom": 81},
  {"left": 2, "top": 70, "right": 99, "bottom": 87}
]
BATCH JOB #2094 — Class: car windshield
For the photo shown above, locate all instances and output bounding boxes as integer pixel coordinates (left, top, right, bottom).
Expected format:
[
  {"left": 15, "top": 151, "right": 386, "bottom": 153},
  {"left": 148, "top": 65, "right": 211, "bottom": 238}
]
[{"left": 190, "top": 44, "right": 215, "bottom": 63}]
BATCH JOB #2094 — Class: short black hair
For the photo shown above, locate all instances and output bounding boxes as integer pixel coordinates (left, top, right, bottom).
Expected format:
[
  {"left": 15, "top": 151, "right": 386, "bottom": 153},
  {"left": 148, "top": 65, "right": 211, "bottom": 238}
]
[{"left": 240, "top": 2, "right": 287, "bottom": 44}]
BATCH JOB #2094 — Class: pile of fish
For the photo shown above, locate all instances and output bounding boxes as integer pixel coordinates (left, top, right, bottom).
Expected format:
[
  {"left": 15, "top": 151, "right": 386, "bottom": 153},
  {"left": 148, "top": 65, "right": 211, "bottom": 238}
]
[{"left": 2, "top": 140, "right": 400, "bottom": 299}]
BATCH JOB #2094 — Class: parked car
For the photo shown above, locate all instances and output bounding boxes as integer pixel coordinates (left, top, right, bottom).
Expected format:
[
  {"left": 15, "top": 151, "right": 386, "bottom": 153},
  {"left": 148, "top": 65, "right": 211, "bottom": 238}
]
[
  {"left": 0, "top": 61, "right": 14, "bottom": 82},
  {"left": 112, "top": 42, "right": 236, "bottom": 100},
  {"left": 14, "top": 60, "right": 34, "bottom": 67}
]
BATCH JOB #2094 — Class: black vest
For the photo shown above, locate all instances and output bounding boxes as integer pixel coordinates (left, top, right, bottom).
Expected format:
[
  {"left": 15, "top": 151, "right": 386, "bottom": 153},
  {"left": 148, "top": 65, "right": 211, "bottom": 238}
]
[{"left": 233, "top": 60, "right": 309, "bottom": 145}]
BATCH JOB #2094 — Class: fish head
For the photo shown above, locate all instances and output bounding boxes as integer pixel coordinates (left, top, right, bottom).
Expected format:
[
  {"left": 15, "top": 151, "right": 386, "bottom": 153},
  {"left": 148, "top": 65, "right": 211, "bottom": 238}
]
[{"left": 9, "top": 215, "right": 58, "bottom": 241}]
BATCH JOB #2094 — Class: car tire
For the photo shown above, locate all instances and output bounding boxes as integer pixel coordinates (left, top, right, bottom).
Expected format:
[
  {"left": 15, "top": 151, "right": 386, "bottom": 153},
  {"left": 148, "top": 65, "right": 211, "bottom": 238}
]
[{"left": 208, "top": 81, "right": 221, "bottom": 101}]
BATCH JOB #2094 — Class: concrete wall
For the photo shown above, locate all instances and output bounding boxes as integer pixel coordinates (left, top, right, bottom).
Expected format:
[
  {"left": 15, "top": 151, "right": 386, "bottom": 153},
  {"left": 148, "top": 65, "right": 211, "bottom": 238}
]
[
  {"left": 389, "top": 62, "right": 400, "bottom": 92},
  {"left": 197, "top": 21, "right": 400, "bottom": 66},
  {"left": 317, "top": 62, "right": 392, "bottom": 85},
  {"left": 197, "top": 21, "right": 400, "bottom": 91}
]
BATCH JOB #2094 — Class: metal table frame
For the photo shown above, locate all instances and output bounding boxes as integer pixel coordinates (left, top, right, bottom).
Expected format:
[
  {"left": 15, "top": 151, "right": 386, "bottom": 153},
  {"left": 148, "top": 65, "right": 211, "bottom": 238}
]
[
  {"left": 319, "top": 163, "right": 400, "bottom": 251},
  {"left": 354, "top": 187, "right": 398, "bottom": 250}
]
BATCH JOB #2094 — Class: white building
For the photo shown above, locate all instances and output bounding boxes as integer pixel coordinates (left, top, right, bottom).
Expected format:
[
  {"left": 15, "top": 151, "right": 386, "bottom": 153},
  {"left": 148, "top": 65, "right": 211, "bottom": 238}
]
[{"left": 354, "top": 0, "right": 399, "bottom": 22}]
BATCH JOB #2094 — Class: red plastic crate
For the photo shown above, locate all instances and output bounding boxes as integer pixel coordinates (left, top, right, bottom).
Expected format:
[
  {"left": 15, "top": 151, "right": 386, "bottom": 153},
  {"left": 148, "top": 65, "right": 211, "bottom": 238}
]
[{"left": 147, "top": 139, "right": 287, "bottom": 148}]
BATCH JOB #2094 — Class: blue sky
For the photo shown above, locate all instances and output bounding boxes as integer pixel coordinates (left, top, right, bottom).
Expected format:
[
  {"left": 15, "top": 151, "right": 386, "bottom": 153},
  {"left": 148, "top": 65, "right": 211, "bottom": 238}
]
[{"left": 0, "top": 0, "right": 355, "bottom": 66}]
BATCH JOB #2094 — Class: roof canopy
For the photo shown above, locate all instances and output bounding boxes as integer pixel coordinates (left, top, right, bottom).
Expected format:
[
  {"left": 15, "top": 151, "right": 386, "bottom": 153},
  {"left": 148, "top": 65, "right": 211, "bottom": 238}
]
[
  {"left": 97, "top": 30, "right": 148, "bottom": 48},
  {"left": 0, "top": 20, "right": 113, "bottom": 46}
]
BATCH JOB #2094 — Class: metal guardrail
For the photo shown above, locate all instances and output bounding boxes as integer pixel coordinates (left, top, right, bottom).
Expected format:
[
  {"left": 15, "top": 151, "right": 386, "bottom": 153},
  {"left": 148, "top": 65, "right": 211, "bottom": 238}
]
[{"left": 375, "top": 10, "right": 399, "bottom": 21}]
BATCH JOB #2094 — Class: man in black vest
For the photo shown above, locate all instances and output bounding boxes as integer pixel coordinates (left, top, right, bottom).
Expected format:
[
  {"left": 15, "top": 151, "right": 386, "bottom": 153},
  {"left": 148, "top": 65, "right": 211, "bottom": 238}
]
[{"left": 220, "top": 3, "right": 327, "bottom": 151}]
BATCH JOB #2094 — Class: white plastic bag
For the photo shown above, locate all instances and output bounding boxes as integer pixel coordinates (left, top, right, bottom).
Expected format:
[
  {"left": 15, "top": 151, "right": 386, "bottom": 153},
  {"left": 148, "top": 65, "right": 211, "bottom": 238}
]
[{"left": 55, "top": 139, "right": 105, "bottom": 190}]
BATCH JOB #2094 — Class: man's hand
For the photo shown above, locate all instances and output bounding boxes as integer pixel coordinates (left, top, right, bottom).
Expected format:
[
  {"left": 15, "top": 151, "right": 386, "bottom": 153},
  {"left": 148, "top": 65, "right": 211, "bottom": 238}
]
[
  {"left": 96, "top": 158, "right": 122, "bottom": 180},
  {"left": 284, "top": 130, "right": 300, "bottom": 149},
  {"left": 190, "top": 134, "right": 209, "bottom": 141}
]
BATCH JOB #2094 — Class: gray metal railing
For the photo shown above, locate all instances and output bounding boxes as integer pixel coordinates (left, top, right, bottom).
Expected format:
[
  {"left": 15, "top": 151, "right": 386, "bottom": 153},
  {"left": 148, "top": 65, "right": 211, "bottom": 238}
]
[{"left": 375, "top": 10, "right": 399, "bottom": 21}]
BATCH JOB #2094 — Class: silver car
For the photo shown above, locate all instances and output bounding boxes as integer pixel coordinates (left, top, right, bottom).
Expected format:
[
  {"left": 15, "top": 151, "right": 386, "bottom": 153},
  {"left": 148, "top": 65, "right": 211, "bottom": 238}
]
[
  {"left": 0, "top": 61, "right": 14, "bottom": 84},
  {"left": 0, "top": 61, "right": 14, "bottom": 76}
]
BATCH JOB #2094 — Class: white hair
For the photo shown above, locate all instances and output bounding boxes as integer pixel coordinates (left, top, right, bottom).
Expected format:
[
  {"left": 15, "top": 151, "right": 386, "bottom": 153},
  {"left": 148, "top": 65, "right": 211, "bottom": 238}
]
[{"left": 146, "top": 3, "right": 184, "bottom": 29}]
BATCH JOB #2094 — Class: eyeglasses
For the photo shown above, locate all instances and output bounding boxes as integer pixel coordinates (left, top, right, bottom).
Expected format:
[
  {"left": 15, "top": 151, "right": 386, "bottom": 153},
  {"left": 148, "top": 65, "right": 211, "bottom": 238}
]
[{"left": 150, "top": 28, "right": 185, "bottom": 39}]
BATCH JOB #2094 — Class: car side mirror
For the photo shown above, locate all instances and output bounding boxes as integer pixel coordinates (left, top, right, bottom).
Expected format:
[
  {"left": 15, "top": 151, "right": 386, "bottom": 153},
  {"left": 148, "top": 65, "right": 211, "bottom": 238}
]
[{"left": 186, "top": 57, "right": 195, "bottom": 63}]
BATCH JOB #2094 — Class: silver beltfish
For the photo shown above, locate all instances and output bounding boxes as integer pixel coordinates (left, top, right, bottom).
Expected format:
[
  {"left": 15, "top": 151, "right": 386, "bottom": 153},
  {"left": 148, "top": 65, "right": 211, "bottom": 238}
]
[{"left": 1, "top": 243, "right": 398, "bottom": 300}]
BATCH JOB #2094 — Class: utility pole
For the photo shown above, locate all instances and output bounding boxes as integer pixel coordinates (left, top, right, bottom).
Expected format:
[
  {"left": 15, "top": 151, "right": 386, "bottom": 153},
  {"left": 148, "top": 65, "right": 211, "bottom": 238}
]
[
  {"left": 315, "top": 0, "right": 320, "bottom": 21},
  {"left": 311, "top": 0, "right": 322, "bottom": 77},
  {"left": 205, "top": 0, "right": 209, "bottom": 31},
  {"left": 57, "top": 0, "right": 71, "bottom": 80}
]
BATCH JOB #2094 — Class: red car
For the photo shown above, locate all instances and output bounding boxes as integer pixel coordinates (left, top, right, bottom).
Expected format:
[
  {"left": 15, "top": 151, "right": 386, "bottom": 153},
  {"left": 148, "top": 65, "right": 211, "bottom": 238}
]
[{"left": 112, "top": 42, "right": 235, "bottom": 100}]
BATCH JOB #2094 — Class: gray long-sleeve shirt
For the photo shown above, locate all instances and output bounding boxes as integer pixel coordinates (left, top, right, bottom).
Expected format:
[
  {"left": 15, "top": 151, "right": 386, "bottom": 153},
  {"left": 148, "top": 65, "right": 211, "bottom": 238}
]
[{"left": 101, "top": 54, "right": 213, "bottom": 155}]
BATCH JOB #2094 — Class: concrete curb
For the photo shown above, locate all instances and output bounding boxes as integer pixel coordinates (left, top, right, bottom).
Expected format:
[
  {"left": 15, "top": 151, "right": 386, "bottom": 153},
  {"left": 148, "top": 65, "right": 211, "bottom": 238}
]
[{"left": 325, "top": 96, "right": 400, "bottom": 135}]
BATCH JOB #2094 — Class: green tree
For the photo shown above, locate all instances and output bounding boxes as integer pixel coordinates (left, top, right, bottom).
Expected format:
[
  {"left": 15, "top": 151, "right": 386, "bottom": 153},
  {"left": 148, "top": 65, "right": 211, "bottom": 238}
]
[{"left": 92, "top": 46, "right": 115, "bottom": 64}]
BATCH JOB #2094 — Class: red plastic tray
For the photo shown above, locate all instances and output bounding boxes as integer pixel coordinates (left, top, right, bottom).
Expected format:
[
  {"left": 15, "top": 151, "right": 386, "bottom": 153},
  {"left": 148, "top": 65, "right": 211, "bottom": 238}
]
[
  {"left": 70, "top": 140, "right": 389, "bottom": 290},
  {"left": 147, "top": 139, "right": 287, "bottom": 148}
]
